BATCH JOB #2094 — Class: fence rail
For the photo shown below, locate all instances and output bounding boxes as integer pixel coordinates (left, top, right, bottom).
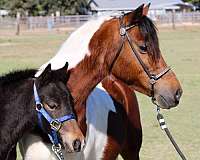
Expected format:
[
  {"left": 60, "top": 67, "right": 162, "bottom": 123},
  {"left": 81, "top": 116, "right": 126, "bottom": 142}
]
[
  {"left": 152, "top": 12, "right": 200, "bottom": 25},
  {"left": 0, "top": 12, "right": 200, "bottom": 32}
]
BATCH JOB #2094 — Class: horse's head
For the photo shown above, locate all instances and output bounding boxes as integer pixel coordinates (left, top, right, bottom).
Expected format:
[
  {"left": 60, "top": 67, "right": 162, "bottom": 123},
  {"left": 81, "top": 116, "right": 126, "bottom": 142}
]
[
  {"left": 35, "top": 62, "right": 85, "bottom": 152},
  {"left": 103, "top": 4, "right": 182, "bottom": 109}
]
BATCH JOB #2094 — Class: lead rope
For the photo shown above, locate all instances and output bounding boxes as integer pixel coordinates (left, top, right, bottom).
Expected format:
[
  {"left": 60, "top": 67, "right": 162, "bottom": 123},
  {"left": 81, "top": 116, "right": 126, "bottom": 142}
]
[
  {"left": 156, "top": 108, "right": 187, "bottom": 160},
  {"left": 150, "top": 80, "right": 187, "bottom": 160},
  {"left": 152, "top": 97, "right": 187, "bottom": 160},
  {"left": 52, "top": 144, "right": 64, "bottom": 160}
]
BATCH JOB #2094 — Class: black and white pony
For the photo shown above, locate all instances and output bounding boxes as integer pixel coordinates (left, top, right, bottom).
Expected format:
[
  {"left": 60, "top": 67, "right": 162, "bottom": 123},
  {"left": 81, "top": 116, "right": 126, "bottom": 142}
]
[{"left": 0, "top": 62, "right": 85, "bottom": 160}]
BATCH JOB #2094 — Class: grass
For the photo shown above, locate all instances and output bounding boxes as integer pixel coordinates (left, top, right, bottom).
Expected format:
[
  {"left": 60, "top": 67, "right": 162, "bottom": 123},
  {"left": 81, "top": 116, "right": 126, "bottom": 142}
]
[{"left": 0, "top": 27, "right": 200, "bottom": 160}]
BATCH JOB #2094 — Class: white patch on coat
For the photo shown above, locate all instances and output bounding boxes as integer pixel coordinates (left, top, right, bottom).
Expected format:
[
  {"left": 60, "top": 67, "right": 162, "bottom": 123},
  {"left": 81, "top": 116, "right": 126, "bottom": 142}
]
[
  {"left": 19, "top": 84, "right": 116, "bottom": 160},
  {"left": 35, "top": 16, "right": 111, "bottom": 78}
]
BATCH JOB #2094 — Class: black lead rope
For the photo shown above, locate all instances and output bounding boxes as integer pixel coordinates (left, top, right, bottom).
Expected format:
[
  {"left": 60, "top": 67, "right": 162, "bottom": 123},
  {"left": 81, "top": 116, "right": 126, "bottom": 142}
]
[{"left": 156, "top": 107, "right": 187, "bottom": 160}]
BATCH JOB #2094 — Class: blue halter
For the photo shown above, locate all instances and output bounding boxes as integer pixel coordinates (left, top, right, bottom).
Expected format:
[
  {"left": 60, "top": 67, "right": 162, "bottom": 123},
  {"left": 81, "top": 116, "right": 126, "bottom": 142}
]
[{"left": 33, "top": 82, "right": 76, "bottom": 146}]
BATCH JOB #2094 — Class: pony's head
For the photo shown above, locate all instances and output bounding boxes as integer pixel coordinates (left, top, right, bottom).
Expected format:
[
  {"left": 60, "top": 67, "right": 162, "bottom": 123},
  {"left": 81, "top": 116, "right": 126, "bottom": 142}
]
[
  {"left": 91, "top": 4, "right": 182, "bottom": 109},
  {"left": 35, "top": 62, "right": 85, "bottom": 152}
]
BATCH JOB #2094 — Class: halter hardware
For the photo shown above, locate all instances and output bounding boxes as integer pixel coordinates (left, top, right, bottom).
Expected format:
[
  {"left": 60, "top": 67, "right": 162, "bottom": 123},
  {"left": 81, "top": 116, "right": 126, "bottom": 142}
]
[
  {"left": 33, "top": 81, "right": 76, "bottom": 160},
  {"left": 50, "top": 120, "right": 62, "bottom": 131}
]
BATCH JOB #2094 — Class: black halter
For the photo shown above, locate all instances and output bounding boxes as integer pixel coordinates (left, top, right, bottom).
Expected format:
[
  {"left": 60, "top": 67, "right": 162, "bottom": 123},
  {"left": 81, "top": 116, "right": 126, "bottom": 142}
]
[{"left": 110, "top": 15, "right": 171, "bottom": 104}]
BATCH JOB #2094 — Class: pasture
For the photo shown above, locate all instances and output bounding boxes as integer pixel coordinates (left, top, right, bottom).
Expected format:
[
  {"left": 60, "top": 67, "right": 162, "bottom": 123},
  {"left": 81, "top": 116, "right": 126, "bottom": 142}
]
[{"left": 0, "top": 26, "right": 199, "bottom": 160}]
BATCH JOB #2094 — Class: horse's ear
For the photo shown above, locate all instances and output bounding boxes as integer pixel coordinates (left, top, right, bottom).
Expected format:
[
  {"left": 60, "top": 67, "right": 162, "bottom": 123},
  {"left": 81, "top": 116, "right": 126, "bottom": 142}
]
[
  {"left": 134, "top": 4, "right": 145, "bottom": 19},
  {"left": 125, "top": 4, "right": 144, "bottom": 25},
  {"left": 143, "top": 3, "right": 151, "bottom": 16}
]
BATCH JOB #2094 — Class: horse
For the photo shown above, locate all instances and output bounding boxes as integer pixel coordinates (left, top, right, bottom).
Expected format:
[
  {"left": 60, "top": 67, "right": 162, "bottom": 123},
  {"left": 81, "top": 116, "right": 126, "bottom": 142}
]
[
  {"left": 20, "top": 4, "right": 183, "bottom": 160},
  {"left": 0, "top": 62, "right": 85, "bottom": 160}
]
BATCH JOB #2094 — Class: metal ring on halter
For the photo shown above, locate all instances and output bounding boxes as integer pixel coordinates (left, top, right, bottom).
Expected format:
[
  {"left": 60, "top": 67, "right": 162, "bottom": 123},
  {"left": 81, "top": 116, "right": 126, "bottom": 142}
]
[
  {"left": 50, "top": 120, "right": 62, "bottom": 131},
  {"left": 52, "top": 143, "right": 62, "bottom": 152},
  {"left": 120, "top": 27, "right": 126, "bottom": 36}
]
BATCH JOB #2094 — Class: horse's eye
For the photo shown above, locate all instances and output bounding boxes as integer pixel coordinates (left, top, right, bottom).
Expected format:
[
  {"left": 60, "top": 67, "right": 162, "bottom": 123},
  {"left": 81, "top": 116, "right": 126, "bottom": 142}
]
[{"left": 139, "top": 45, "right": 147, "bottom": 53}]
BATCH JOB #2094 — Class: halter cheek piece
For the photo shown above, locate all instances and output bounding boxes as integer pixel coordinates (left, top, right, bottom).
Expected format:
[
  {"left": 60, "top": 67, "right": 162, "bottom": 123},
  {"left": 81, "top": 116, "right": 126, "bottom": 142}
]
[
  {"left": 110, "top": 14, "right": 171, "bottom": 105},
  {"left": 33, "top": 82, "right": 75, "bottom": 160}
]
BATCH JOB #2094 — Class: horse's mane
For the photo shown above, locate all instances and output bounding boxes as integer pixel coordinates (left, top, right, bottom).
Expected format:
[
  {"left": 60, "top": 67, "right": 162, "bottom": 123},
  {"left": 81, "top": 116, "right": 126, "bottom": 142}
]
[
  {"left": 0, "top": 69, "right": 36, "bottom": 87},
  {"left": 138, "top": 16, "right": 160, "bottom": 61}
]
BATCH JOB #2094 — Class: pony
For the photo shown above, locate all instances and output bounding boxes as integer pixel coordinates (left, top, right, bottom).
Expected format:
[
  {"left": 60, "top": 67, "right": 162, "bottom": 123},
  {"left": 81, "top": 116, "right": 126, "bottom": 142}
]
[
  {"left": 20, "top": 4, "right": 182, "bottom": 160},
  {"left": 0, "top": 62, "right": 85, "bottom": 160}
]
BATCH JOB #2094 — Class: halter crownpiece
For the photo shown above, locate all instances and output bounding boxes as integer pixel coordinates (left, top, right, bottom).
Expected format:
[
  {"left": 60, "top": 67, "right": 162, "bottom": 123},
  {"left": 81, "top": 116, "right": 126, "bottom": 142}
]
[{"left": 33, "top": 81, "right": 76, "bottom": 160}]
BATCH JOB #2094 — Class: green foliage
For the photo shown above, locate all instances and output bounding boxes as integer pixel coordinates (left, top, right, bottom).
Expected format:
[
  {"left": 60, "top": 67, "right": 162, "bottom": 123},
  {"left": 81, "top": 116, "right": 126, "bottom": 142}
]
[
  {"left": 1, "top": 0, "right": 89, "bottom": 16},
  {"left": 0, "top": 0, "right": 6, "bottom": 9},
  {"left": 183, "top": 0, "right": 200, "bottom": 3}
]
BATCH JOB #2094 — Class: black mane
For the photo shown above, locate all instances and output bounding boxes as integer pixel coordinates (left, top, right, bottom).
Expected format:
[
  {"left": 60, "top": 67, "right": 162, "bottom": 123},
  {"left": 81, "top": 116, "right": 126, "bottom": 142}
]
[
  {"left": 138, "top": 16, "right": 160, "bottom": 61},
  {"left": 0, "top": 69, "right": 36, "bottom": 87}
]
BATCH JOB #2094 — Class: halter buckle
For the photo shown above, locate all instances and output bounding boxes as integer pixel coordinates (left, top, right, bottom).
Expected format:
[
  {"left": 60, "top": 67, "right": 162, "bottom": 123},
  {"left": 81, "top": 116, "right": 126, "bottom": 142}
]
[{"left": 50, "top": 120, "right": 62, "bottom": 131}]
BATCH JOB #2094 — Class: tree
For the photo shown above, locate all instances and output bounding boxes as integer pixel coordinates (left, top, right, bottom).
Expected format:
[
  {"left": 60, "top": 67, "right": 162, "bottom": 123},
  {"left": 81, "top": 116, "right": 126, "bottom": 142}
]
[
  {"left": 183, "top": 0, "right": 200, "bottom": 3},
  {"left": 40, "top": 0, "right": 88, "bottom": 15},
  {"left": 0, "top": 0, "right": 6, "bottom": 9},
  {"left": 2, "top": 0, "right": 89, "bottom": 16},
  {"left": 4, "top": 0, "right": 41, "bottom": 16}
]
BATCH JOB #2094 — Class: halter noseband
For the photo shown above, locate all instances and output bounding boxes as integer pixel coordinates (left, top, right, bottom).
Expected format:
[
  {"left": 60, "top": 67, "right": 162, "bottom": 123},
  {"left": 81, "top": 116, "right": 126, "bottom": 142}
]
[
  {"left": 110, "top": 14, "right": 171, "bottom": 104},
  {"left": 33, "top": 82, "right": 75, "bottom": 160}
]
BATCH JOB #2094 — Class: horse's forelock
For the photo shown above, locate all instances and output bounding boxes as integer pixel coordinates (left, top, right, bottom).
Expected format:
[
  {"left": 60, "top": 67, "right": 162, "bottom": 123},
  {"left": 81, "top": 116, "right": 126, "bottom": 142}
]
[{"left": 138, "top": 16, "right": 160, "bottom": 61}]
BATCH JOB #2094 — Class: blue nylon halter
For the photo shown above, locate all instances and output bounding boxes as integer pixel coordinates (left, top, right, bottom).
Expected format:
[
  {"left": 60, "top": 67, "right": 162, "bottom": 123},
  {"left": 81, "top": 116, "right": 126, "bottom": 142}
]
[{"left": 33, "top": 82, "right": 76, "bottom": 146}]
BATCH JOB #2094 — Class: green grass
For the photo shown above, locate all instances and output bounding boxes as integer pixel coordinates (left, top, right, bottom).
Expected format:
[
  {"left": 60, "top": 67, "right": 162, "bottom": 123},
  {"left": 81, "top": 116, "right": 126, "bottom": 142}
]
[{"left": 0, "top": 27, "right": 200, "bottom": 160}]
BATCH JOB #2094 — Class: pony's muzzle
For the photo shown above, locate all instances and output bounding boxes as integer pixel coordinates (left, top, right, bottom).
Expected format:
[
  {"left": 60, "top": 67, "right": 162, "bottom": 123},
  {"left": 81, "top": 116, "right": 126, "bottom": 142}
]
[{"left": 59, "top": 119, "right": 85, "bottom": 152}]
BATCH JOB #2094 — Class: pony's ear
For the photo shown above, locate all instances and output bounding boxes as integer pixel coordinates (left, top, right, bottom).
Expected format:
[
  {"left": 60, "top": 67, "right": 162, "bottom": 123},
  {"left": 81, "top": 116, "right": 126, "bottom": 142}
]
[
  {"left": 40, "top": 64, "right": 52, "bottom": 78},
  {"left": 143, "top": 3, "right": 151, "bottom": 16},
  {"left": 37, "top": 64, "right": 52, "bottom": 87},
  {"left": 56, "top": 62, "right": 69, "bottom": 74},
  {"left": 62, "top": 62, "right": 69, "bottom": 71},
  {"left": 125, "top": 4, "right": 144, "bottom": 26},
  {"left": 52, "top": 62, "right": 69, "bottom": 84}
]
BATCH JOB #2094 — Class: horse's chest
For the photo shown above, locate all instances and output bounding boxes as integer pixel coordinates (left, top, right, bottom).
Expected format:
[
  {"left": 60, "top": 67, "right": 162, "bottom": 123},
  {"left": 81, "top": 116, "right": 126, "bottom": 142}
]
[{"left": 84, "top": 86, "right": 116, "bottom": 159}]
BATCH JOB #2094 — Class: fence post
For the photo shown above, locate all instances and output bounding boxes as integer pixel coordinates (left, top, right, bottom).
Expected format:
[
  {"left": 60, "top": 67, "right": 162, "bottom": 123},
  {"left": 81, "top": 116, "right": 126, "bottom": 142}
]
[
  {"left": 172, "top": 9, "right": 176, "bottom": 30},
  {"left": 16, "top": 12, "right": 21, "bottom": 35}
]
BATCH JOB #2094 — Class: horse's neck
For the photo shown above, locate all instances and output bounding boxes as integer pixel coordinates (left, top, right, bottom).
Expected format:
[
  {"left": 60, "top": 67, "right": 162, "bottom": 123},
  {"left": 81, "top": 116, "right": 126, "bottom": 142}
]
[
  {"left": 68, "top": 67, "right": 106, "bottom": 106},
  {"left": 0, "top": 80, "right": 36, "bottom": 158},
  {"left": 67, "top": 64, "right": 107, "bottom": 135}
]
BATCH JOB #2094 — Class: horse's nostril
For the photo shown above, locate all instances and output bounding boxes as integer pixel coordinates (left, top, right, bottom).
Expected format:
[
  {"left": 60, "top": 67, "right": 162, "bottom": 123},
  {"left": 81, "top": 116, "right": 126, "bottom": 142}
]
[
  {"left": 72, "top": 139, "right": 81, "bottom": 152},
  {"left": 175, "top": 89, "right": 182, "bottom": 103}
]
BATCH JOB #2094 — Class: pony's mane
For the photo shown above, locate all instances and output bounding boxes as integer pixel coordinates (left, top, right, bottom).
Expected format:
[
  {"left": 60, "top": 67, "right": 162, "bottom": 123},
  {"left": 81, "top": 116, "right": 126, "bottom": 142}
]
[
  {"left": 0, "top": 69, "right": 36, "bottom": 86},
  {"left": 138, "top": 16, "right": 160, "bottom": 60}
]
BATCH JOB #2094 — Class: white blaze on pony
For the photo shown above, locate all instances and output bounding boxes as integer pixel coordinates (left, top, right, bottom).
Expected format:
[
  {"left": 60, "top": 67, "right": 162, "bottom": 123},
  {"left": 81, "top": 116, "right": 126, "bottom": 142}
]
[{"left": 21, "top": 16, "right": 116, "bottom": 160}]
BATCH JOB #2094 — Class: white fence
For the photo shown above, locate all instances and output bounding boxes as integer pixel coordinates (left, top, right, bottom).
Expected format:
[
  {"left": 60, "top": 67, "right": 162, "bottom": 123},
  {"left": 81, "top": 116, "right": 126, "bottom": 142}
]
[
  {"left": 0, "top": 12, "right": 200, "bottom": 32},
  {"left": 151, "top": 12, "right": 200, "bottom": 25}
]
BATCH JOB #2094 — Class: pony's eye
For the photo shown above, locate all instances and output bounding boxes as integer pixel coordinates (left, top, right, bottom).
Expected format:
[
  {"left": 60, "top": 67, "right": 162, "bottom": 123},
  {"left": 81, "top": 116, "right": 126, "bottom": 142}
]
[
  {"left": 47, "top": 102, "right": 58, "bottom": 110},
  {"left": 139, "top": 45, "right": 147, "bottom": 53}
]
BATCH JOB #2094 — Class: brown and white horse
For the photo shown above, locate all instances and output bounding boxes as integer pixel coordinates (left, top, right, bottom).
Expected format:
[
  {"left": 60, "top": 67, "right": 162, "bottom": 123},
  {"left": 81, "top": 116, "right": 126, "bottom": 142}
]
[{"left": 20, "top": 4, "right": 182, "bottom": 160}]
